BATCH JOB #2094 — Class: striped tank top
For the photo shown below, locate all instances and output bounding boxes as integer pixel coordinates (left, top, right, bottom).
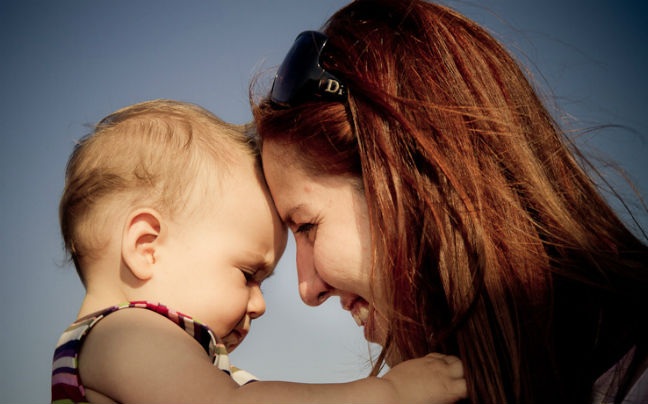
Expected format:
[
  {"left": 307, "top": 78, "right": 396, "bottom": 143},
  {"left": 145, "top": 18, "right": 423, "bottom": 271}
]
[{"left": 51, "top": 301, "right": 257, "bottom": 403}]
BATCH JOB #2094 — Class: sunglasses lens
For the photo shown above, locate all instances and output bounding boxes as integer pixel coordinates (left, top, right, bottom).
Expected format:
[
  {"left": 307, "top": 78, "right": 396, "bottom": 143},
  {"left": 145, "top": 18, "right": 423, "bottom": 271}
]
[{"left": 271, "top": 32, "right": 327, "bottom": 105}]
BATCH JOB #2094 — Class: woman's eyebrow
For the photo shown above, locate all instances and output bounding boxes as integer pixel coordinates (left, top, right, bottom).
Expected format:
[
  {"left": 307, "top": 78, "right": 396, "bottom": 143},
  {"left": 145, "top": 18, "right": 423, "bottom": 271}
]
[{"left": 282, "top": 203, "right": 305, "bottom": 226}]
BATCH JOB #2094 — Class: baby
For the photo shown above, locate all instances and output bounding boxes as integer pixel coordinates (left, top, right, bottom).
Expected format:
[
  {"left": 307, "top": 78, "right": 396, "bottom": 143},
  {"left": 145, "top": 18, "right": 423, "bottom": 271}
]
[{"left": 51, "top": 99, "right": 466, "bottom": 403}]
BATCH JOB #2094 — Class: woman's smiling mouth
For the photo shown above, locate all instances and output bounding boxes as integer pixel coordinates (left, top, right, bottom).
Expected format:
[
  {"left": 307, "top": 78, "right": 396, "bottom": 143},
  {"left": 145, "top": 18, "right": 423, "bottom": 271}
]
[
  {"left": 342, "top": 296, "right": 388, "bottom": 345},
  {"left": 343, "top": 297, "right": 374, "bottom": 339},
  {"left": 351, "top": 304, "right": 369, "bottom": 326}
]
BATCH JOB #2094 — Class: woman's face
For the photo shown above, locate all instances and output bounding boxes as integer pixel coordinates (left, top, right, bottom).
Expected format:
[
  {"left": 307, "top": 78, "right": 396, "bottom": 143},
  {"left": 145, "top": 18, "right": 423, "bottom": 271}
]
[{"left": 262, "top": 141, "right": 388, "bottom": 345}]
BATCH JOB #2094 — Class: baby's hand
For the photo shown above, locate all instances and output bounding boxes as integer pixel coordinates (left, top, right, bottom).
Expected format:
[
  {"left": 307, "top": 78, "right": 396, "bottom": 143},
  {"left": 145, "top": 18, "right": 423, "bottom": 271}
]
[{"left": 382, "top": 353, "right": 466, "bottom": 404}]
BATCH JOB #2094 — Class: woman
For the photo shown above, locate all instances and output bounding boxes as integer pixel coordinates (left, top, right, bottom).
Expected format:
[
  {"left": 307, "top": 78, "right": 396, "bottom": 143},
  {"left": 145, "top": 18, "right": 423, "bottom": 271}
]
[{"left": 252, "top": 0, "right": 648, "bottom": 402}]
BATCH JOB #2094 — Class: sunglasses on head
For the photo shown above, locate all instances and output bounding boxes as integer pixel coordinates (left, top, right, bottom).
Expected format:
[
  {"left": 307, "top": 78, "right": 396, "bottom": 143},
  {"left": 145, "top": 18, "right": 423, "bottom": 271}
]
[{"left": 270, "top": 31, "right": 346, "bottom": 107}]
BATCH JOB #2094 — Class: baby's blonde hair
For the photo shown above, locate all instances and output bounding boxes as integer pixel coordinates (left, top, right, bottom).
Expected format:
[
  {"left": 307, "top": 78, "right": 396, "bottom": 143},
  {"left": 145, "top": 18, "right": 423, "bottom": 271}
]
[{"left": 60, "top": 99, "right": 255, "bottom": 284}]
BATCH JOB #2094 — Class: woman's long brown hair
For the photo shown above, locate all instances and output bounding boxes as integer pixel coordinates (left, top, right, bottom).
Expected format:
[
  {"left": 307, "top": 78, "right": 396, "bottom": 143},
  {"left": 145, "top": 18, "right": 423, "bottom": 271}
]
[{"left": 253, "top": 1, "right": 648, "bottom": 402}]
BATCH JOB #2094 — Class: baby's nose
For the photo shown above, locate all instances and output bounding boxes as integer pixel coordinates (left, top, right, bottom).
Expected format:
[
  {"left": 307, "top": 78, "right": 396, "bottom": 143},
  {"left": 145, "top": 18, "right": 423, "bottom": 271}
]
[{"left": 248, "top": 283, "right": 266, "bottom": 318}]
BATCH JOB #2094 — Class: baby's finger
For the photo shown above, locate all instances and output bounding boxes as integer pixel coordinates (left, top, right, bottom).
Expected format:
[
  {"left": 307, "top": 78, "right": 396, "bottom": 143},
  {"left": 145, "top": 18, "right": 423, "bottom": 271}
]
[
  {"left": 443, "top": 355, "right": 464, "bottom": 379},
  {"left": 425, "top": 353, "right": 464, "bottom": 378},
  {"left": 424, "top": 352, "right": 457, "bottom": 362},
  {"left": 449, "top": 378, "right": 468, "bottom": 399}
]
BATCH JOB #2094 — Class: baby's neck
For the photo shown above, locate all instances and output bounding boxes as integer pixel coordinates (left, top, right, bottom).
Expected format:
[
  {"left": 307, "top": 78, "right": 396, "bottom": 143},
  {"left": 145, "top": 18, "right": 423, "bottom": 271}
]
[
  {"left": 78, "top": 259, "right": 144, "bottom": 318},
  {"left": 77, "top": 293, "right": 123, "bottom": 319}
]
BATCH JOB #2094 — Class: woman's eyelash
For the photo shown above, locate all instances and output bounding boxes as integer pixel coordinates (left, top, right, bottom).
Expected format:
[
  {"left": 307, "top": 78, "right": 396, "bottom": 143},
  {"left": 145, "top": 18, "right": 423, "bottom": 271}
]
[{"left": 295, "top": 223, "right": 315, "bottom": 234}]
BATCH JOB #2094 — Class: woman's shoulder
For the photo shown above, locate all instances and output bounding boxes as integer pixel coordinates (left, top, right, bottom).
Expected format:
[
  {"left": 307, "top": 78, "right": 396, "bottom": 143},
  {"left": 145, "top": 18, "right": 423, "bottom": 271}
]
[{"left": 592, "top": 347, "right": 648, "bottom": 404}]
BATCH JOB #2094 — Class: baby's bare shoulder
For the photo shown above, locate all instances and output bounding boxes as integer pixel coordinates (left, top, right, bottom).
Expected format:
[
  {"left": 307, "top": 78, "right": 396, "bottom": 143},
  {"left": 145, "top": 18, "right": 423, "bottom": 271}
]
[{"left": 79, "top": 307, "right": 235, "bottom": 403}]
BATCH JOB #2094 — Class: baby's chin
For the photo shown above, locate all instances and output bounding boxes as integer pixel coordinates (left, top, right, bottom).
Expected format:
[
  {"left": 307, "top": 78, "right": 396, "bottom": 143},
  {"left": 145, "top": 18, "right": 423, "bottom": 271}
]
[
  {"left": 222, "top": 330, "right": 246, "bottom": 353},
  {"left": 225, "top": 341, "right": 240, "bottom": 353}
]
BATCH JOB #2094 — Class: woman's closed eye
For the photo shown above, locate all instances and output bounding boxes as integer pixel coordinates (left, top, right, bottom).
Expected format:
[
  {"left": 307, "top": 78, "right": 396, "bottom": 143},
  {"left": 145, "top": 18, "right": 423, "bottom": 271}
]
[
  {"left": 295, "top": 222, "right": 316, "bottom": 234},
  {"left": 294, "top": 222, "right": 317, "bottom": 244}
]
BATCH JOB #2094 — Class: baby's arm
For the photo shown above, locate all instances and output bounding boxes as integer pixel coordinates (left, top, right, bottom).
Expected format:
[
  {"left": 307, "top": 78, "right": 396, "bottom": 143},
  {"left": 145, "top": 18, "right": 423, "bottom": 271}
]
[
  {"left": 237, "top": 353, "right": 466, "bottom": 404},
  {"left": 80, "top": 309, "right": 465, "bottom": 403},
  {"left": 379, "top": 353, "right": 467, "bottom": 403}
]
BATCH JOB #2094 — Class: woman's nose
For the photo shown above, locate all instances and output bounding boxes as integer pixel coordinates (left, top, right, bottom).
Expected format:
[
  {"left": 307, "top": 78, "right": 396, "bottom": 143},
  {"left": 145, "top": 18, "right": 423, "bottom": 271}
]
[
  {"left": 247, "top": 283, "right": 266, "bottom": 319},
  {"left": 296, "top": 247, "right": 331, "bottom": 306}
]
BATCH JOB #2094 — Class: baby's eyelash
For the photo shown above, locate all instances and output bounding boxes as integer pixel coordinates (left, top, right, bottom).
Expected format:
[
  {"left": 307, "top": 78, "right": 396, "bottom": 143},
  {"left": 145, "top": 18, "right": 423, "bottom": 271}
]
[
  {"left": 241, "top": 264, "right": 274, "bottom": 284},
  {"left": 239, "top": 269, "right": 256, "bottom": 283}
]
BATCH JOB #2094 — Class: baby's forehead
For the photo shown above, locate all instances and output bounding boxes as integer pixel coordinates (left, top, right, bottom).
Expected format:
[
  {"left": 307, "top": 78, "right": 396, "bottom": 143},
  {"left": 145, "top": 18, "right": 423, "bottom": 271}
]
[{"left": 187, "top": 149, "right": 263, "bottom": 201}]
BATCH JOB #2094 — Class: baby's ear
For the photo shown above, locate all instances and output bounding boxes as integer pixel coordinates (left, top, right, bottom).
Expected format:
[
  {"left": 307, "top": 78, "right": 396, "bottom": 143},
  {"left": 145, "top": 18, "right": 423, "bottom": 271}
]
[{"left": 122, "top": 209, "right": 162, "bottom": 281}]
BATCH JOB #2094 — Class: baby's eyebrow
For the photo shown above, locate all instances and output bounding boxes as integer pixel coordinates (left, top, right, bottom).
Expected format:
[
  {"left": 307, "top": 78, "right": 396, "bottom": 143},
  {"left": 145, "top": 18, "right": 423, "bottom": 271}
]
[
  {"left": 255, "top": 262, "right": 276, "bottom": 283},
  {"left": 245, "top": 253, "right": 276, "bottom": 281}
]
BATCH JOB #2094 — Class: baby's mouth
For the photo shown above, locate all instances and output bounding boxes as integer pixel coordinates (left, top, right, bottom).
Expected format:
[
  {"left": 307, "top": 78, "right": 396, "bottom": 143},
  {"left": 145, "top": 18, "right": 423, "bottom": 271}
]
[{"left": 223, "top": 317, "right": 250, "bottom": 352}]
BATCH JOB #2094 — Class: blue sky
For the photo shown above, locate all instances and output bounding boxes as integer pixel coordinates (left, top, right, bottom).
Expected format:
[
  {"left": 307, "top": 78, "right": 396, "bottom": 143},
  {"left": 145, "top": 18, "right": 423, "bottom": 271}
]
[{"left": 1, "top": 1, "right": 646, "bottom": 402}]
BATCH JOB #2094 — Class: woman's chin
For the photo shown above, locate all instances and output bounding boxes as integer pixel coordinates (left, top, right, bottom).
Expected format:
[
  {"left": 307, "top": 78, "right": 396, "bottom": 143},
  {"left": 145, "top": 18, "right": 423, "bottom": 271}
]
[
  {"left": 363, "top": 307, "right": 388, "bottom": 345},
  {"left": 362, "top": 309, "right": 406, "bottom": 367},
  {"left": 385, "top": 349, "right": 404, "bottom": 367}
]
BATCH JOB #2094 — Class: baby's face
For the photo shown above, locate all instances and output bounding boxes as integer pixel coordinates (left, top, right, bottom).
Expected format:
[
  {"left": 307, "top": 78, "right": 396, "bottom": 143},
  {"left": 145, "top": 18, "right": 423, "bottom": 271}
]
[{"left": 155, "top": 153, "right": 287, "bottom": 352}]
